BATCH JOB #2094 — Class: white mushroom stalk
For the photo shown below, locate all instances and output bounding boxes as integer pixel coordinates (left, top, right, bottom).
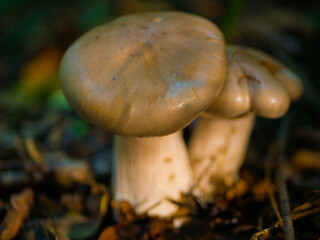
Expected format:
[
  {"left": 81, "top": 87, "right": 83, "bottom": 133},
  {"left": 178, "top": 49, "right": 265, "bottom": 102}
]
[
  {"left": 189, "top": 114, "right": 254, "bottom": 203},
  {"left": 114, "top": 131, "right": 192, "bottom": 216},
  {"left": 189, "top": 45, "right": 303, "bottom": 203}
]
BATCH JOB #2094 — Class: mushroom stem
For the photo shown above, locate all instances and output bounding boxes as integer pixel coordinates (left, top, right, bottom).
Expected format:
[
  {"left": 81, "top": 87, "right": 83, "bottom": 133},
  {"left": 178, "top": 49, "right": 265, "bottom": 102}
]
[
  {"left": 189, "top": 113, "right": 255, "bottom": 203},
  {"left": 113, "top": 130, "right": 193, "bottom": 217}
]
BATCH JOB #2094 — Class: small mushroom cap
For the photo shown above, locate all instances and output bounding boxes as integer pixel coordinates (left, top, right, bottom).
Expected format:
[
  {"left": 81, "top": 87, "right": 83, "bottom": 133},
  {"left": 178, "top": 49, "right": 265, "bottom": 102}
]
[
  {"left": 60, "top": 11, "right": 226, "bottom": 137},
  {"left": 206, "top": 45, "right": 303, "bottom": 118}
]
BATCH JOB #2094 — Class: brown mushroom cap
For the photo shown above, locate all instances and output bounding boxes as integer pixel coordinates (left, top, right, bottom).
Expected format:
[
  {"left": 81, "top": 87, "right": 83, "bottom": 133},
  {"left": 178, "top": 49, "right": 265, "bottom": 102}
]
[
  {"left": 60, "top": 11, "right": 226, "bottom": 137},
  {"left": 206, "top": 45, "right": 303, "bottom": 118}
]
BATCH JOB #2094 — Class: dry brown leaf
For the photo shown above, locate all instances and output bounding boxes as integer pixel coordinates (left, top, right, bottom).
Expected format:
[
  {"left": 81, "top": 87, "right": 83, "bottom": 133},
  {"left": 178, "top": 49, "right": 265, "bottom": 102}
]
[
  {"left": 54, "top": 163, "right": 93, "bottom": 188},
  {"left": 0, "top": 188, "right": 34, "bottom": 240},
  {"left": 25, "top": 138, "right": 44, "bottom": 164},
  {"left": 20, "top": 47, "right": 62, "bottom": 90},
  {"left": 292, "top": 149, "right": 320, "bottom": 171},
  {"left": 149, "top": 219, "right": 170, "bottom": 238},
  {"left": 98, "top": 226, "right": 121, "bottom": 240},
  {"left": 111, "top": 200, "right": 138, "bottom": 223},
  {"left": 169, "top": 192, "right": 199, "bottom": 219},
  {"left": 252, "top": 180, "right": 276, "bottom": 200},
  {"left": 99, "top": 193, "right": 109, "bottom": 217},
  {"left": 89, "top": 180, "right": 107, "bottom": 195},
  {"left": 10, "top": 188, "right": 34, "bottom": 220},
  {"left": 0, "top": 210, "right": 23, "bottom": 240},
  {"left": 225, "top": 179, "right": 248, "bottom": 200}
]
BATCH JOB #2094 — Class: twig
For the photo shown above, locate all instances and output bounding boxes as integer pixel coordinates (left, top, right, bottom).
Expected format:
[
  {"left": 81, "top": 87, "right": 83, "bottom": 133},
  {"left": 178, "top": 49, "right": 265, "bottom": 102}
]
[
  {"left": 291, "top": 191, "right": 320, "bottom": 214},
  {"left": 250, "top": 205, "right": 320, "bottom": 240},
  {"left": 265, "top": 142, "right": 282, "bottom": 227},
  {"left": 277, "top": 157, "right": 295, "bottom": 240},
  {"left": 276, "top": 116, "right": 295, "bottom": 240},
  {"left": 259, "top": 116, "right": 296, "bottom": 239}
]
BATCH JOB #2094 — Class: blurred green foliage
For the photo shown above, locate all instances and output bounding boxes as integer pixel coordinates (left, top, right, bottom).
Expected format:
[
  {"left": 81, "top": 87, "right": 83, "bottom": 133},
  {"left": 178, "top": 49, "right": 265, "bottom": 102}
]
[{"left": 221, "top": 0, "right": 244, "bottom": 43}]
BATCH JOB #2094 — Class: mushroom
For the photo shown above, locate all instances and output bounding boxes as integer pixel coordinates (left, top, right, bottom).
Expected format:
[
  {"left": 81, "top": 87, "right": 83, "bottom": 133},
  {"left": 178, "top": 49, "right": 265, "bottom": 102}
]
[
  {"left": 59, "top": 12, "right": 226, "bottom": 216},
  {"left": 189, "top": 45, "right": 303, "bottom": 203}
]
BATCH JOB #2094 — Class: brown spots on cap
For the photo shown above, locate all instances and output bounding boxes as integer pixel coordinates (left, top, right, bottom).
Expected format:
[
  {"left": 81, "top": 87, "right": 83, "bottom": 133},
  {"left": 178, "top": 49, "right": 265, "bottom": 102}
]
[
  {"left": 164, "top": 158, "right": 172, "bottom": 163},
  {"left": 130, "top": 51, "right": 142, "bottom": 58},
  {"left": 144, "top": 41, "right": 153, "bottom": 47},
  {"left": 245, "top": 75, "right": 261, "bottom": 84},
  {"left": 168, "top": 174, "right": 175, "bottom": 181},
  {"left": 191, "top": 87, "right": 199, "bottom": 98},
  {"left": 237, "top": 60, "right": 261, "bottom": 84},
  {"left": 206, "top": 36, "right": 224, "bottom": 44},
  {"left": 209, "top": 155, "right": 216, "bottom": 163},
  {"left": 192, "top": 157, "right": 204, "bottom": 164},
  {"left": 260, "top": 59, "right": 281, "bottom": 74},
  {"left": 153, "top": 17, "right": 163, "bottom": 23},
  {"left": 211, "top": 51, "right": 225, "bottom": 62},
  {"left": 230, "top": 126, "right": 236, "bottom": 135},
  {"left": 228, "top": 50, "right": 242, "bottom": 64},
  {"left": 209, "top": 176, "right": 226, "bottom": 193}
]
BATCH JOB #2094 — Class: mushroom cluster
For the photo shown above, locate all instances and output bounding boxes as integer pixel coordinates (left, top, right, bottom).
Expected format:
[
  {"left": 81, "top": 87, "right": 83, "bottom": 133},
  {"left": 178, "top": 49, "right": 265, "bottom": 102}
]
[{"left": 59, "top": 12, "right": 303, "bottom": 217}]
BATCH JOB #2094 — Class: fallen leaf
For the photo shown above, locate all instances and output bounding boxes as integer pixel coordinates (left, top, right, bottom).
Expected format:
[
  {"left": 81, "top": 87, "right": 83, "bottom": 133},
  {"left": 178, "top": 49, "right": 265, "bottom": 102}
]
[
  {"left": 0, "top": 209, "right": 23, "bottom": 240},
  {"left": 225, "top": 179, "right": 248, "bottom": 200},
  {"left": 252, "top": 180, "right": 276, "bottom": 200},
  {"left": 111, "top": 200, "right": 137, "bottom": 223},
  {"left": 20, "top": 47, "right": 62, "bottom": 85},
  {"left": 99, "top": 193, "right": 109, "bottom": 216},
  {"left": 98, "top": 226, "right": 121, "bottom": 240},
  {"left": 42, "top": 151, "right": 94, "bottom": 188},
  {"left": 8, "top": 47, "right": 62, "bottom": 105},
  {"left": 10, "top": 188, "right": 34, "bottom": 220},
  {"left": 292, "top": 149, "right": 320, "bottom": 171},
  {"left": 25, "top": 138, "right": 44, "bottom": 164},
  {"left": 0, "top": 188, "right": 34, "bottom": 240},
  {"left": 148, "top": 219, "right": 170, "bottom": 238}
]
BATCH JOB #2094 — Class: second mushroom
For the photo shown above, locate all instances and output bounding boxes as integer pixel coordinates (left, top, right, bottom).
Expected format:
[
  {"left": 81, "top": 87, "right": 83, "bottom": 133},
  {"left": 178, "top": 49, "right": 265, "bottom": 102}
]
[{"left": 189, "top": 45, "right": 303, "bottom": 203}]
